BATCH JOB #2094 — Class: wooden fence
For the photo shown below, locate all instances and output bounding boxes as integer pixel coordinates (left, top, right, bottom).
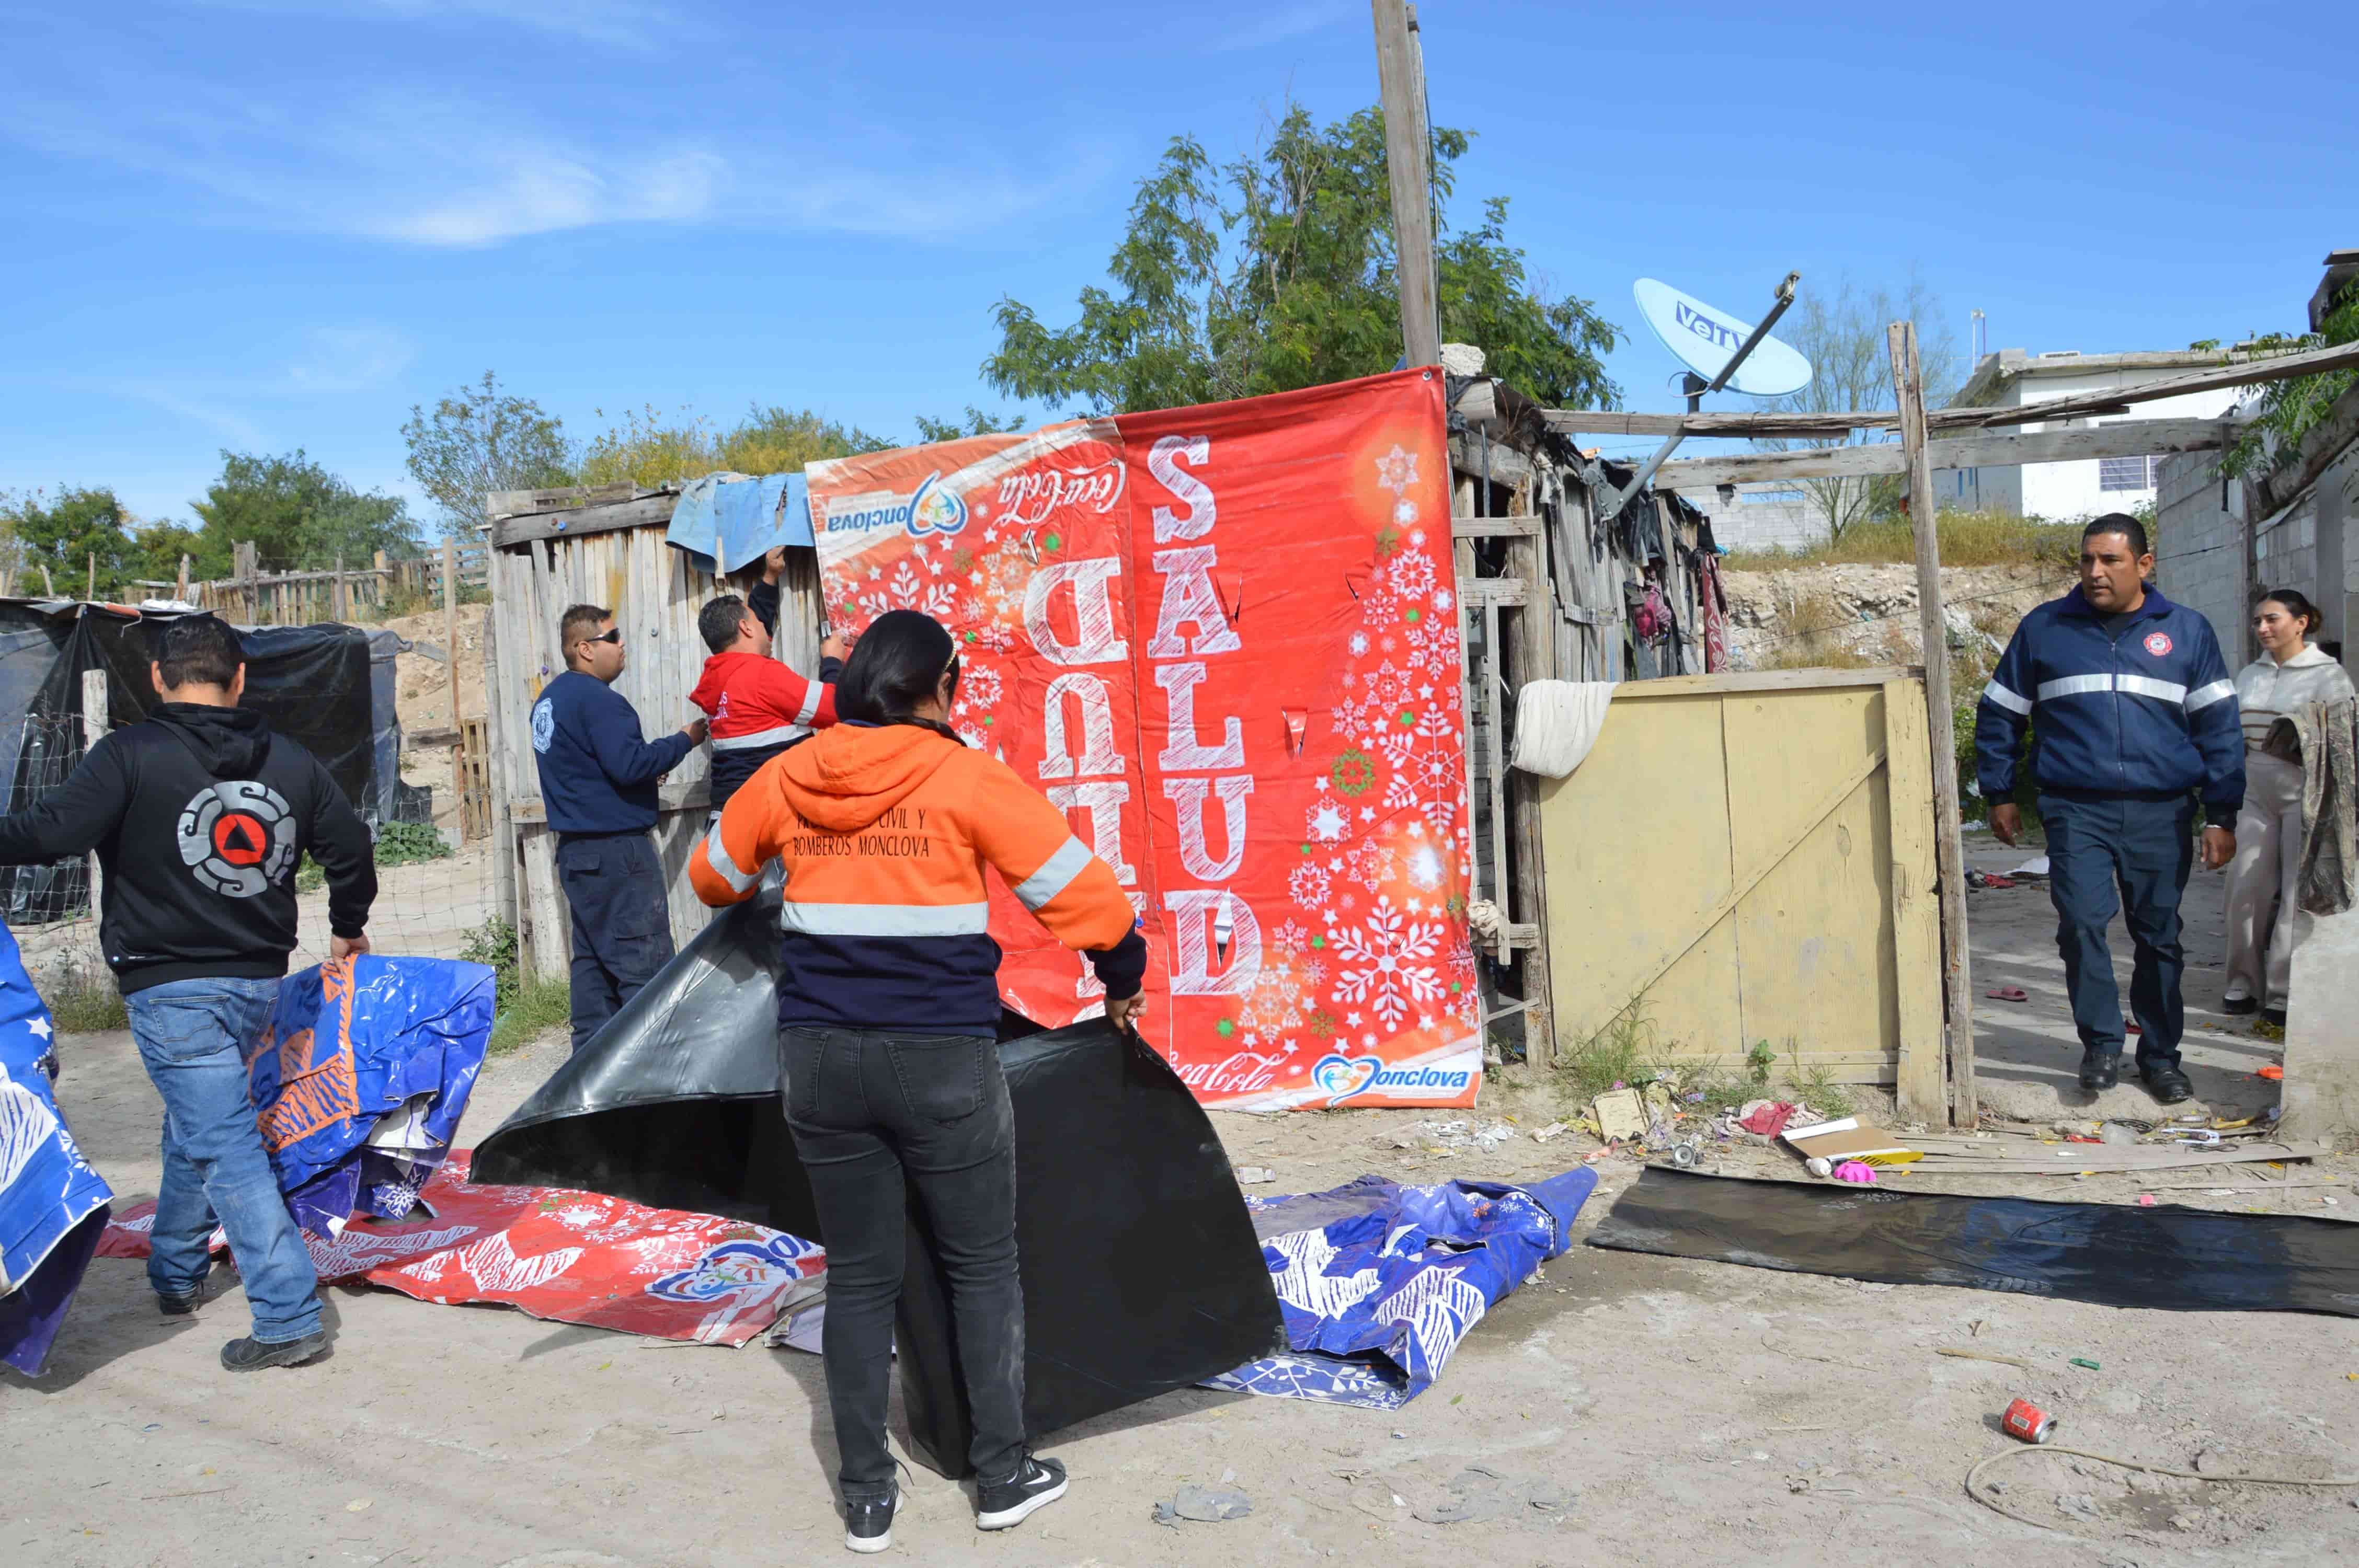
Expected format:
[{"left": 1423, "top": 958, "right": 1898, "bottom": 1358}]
[{"left": 146, "top": 540, "right": 490, "bottom": 625}]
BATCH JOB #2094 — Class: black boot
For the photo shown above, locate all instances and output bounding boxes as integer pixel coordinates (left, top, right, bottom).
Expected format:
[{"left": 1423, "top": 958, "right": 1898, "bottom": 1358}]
[
  {"left": 2142, "top": 1063, "right": 2194, "bottom": 1106},
  {"left": 2077, "top": 1048, "right": 2120, "bottom": 1091},
  {"left": 219, "top": 1331, "right": 328, "bottom": 1371}
]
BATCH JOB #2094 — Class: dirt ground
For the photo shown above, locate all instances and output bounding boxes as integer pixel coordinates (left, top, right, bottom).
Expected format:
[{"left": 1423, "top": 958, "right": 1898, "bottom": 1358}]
[{"left": 9, "top": 844, "right": 2358, "bottom": 1565}]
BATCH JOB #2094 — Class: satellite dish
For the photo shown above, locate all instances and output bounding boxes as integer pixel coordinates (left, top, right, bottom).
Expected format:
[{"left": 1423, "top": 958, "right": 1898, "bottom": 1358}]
[{"left": 1633, "top": 278, "right": 1813, "bottom": 398}]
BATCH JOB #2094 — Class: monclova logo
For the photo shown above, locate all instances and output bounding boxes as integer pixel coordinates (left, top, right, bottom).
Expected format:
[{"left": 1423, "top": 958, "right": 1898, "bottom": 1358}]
[
  {"left": 1310, "top": 1052, "right": 1473, "bottom": 1106},
  {"left": 825, "top": 471, "right": 969, "bottom": 539}
]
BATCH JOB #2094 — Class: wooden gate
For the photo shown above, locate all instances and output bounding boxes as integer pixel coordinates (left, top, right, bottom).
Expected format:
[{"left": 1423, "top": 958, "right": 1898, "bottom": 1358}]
[{"left": 1536, "top": 667, "right": 1946, "bottom": 1122}]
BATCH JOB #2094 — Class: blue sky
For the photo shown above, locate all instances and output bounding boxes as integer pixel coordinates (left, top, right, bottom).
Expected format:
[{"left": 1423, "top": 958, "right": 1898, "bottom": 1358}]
[{"left": 3, "top": 1, "right": 2350, "bottom": 533}]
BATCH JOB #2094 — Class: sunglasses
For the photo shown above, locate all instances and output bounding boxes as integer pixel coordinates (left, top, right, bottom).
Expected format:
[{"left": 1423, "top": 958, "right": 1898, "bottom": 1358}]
[{"left": 578, "top": 628, "right": 623, "bottom": 647}]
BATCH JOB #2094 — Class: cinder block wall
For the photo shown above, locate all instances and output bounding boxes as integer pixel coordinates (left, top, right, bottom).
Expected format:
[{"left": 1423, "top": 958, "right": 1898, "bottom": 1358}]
[{"left": 2156, "top": 451, "right": 2242, "bottom": 656}]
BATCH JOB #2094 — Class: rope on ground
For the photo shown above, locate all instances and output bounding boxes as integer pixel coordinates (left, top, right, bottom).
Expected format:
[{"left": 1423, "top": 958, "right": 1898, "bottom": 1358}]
[{"left": 1965, "top": 1443, "right": 2359, "bottom": 1534}]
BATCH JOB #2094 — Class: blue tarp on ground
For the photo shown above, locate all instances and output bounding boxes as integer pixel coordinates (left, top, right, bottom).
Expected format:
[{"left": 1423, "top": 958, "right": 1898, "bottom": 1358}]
[
  {"left": 1204, "top": 1168, "right": 1597, "bottom": 1409},
  {"left": 0, "top": 923, "right": 112, "bottom": 1375},
  {"left": 664, "top": 471, "right": 812, "bottom": 574},
  {"left": 247, "top": 956, "right": 494, "bottom": 1232}
]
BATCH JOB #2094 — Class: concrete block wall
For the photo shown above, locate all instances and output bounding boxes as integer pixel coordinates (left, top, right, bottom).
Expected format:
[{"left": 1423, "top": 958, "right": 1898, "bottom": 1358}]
[{"left": 2156, "top": 450, "right": 2242, "bottom": 656}]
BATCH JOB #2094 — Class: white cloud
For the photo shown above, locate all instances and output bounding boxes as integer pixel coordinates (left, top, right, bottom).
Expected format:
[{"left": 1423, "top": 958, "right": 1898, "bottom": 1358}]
[
  {"left": 285, "top": 325, "right": 419, "bottom": 393},
  {"left": 1212, "top": 0, "right": 1354, "bottom": 51},
  {"left": 7, "top": 75, "right": 1102, "bottom": 248}
]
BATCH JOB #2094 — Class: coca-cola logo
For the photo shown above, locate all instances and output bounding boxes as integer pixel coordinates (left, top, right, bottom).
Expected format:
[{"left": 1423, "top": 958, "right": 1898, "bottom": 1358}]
[
  {"left": 992, "top": 459, "right": 1126, "bottom": 527},
  {"left": 1176, "top": 1051, "right": 1282, "bottom": 1095}
]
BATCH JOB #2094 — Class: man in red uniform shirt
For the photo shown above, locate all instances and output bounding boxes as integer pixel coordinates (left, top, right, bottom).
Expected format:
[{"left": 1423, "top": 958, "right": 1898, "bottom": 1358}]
[{"left": 689, "top": 594, "right": 846, "bottom": 815}]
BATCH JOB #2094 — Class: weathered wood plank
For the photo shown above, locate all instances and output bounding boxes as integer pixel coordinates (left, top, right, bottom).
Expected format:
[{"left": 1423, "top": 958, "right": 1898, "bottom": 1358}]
[
  {"left": 1451, "top": 514, "right": 1541, "bottom": 538},
  {"left": 1653, "top": 417, "right": 2245, "bottom": 489},
  {"left": 493, "top": 493, "right": 676, "bottom": 550},
  {"left": 1611, "top": 665, "right": 1920, "bottom": 699},
  {"left": 1941, "top": 338, "right": 2359, "bottom": 430},
  {"left": 1892, "top": 323, "right": 1976, "bottom": 1128},
  {"left": 1371, "top": 0, "right": 1439, "bottom": 369},
  {"left": 1883, "top": 677, "right": 1947, "bottom": 1126},
  {"left": 1460, "top": 577, "right": 1527, "bottom": 607},
  {"left": 486, "top": 482, "right": 640, "bottom": 518}
]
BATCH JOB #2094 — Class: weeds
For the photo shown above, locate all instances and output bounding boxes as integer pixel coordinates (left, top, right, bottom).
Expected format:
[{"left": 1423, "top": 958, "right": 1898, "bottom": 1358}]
[
  {"left": 488, "top": 974, "right": 571, "bottom": 1056},
  {"left": 1555, "top": 998, "right": 1661, "bottom": 1102},
  {"left": 39, "top": 946, "right": 127, "bottom": 1033},
  {"left": 296, "top": 820, "right": 452, "bottom": 892},
  {"left": 1724, "top": 508, "right": 2085, "bottom": 573},
  {"left": 460, "top": 915, "right": 570, "bottom": 1055}
]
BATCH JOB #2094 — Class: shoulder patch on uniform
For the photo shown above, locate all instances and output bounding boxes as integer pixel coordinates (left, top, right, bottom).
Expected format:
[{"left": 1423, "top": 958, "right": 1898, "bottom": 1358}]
[
  {"left": 2144, "top": 631, "right": 2174, "bottom": 658},
  {"left": 531, "top": 698, "right": 555, "bottom": 753}
]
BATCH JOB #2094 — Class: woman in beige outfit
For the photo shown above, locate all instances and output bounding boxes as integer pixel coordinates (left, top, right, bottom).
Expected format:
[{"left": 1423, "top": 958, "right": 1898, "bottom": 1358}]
[{"left": 2222, "top": 589, "right": 2355, "bottom": 1024}]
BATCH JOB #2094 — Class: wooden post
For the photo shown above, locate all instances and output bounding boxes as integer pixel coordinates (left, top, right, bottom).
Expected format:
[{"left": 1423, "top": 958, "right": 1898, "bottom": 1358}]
[
  {"left": 80, "top": 669, "right": 107, "bottom": 921},
  {"left": 176, "top": 554, "right": 190, "bottom": 603},
  {"left": 1889, "top": 320, "right": 1976, "bottom": 1127},
  {"left": 444, "top": 536, "right": 463, "bottom": 844},
  {"left": 40, "top": 562, "right": 55, "bottom": 598},
  {"left": 86, "top": 551, "right": 95, "bottom": 602},
  {"left": 235, "top": 540, "right": 257, "bottom": 622},
  {"left": 2233, "top": 474, "right": 2258, "bottom": 665},
  {"left": 1371, "top": 0, "right": 1440, "bottom": 370}
]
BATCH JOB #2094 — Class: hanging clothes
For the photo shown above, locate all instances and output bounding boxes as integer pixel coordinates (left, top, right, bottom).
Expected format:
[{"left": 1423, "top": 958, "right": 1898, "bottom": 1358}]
[{"left": 1696, "top": 551, "right": 1730, "bottom": 674}]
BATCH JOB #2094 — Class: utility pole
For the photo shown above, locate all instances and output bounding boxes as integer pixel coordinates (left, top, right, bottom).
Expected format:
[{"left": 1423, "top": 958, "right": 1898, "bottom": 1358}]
[
  {"left": 1890, "top": 319, "right": 1976, "bottom": 1126},
  {"left": 1371, "top": 0, "right": 1439, "bottom": 369}
]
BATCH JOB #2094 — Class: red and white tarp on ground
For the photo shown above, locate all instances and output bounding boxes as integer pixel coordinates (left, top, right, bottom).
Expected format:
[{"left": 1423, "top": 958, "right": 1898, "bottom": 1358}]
[
  {"left": 807, "top": 369, "right": 1479, "bottom": 1110},
  {"left": 94, "top": 1151, "right": 823, "bottom": 1346}
]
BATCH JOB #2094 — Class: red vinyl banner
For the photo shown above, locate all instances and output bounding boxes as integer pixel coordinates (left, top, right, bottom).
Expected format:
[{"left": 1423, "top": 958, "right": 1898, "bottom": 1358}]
[{"left": 808, "top": 370, "right": 1477, "bottom": 1109}]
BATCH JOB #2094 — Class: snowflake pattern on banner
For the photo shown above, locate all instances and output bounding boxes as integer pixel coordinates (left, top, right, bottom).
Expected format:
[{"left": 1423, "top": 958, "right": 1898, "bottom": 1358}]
[
  {"left": 807, "top": 375, "right": 1476, "bottom": 1106},
  {"left": 1203, "top": 1171, "right": 1596, "bottom": 1409}
]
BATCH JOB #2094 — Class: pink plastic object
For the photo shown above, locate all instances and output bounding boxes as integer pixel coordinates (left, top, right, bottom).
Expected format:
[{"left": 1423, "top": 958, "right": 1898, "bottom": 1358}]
[
  {"left": 1832, "top": 1160, "right": 1877, "bottom": 1185},
  {"left": 2136, "top": 1194, "right": 2158, "bottom": 1207}
]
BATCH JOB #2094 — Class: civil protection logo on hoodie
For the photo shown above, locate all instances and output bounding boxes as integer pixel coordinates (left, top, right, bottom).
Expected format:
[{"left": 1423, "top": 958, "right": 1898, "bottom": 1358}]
[{"left": 176, "top": 780, "right": 296, "bottom": 898}]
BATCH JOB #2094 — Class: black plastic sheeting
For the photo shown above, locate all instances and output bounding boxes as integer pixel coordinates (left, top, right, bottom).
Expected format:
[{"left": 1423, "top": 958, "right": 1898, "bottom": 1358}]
[
  {"left": 0, "top": 605, "right": 412, "bottom": 924},
  {"left": 473, "top": 892, "right": 1288, "bottom": 1476},
  {"left": 1588, "top": 1167, "right": 2359, "bottom": 1316}
]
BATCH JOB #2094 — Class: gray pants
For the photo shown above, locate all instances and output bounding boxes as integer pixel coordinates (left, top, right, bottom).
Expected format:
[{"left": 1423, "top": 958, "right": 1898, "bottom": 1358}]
[{"left": 2224, "top": 752, "right": 2304, "bottom": 1007}]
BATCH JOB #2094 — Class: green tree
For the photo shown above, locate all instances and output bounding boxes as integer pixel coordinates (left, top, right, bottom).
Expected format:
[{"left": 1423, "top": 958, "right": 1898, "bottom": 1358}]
[
  {"left": 0, "top": 486, "right": 140, "bottom": 596},
  {"left": 577, "top": 403, "right": 896, "bottom": 487},
  {"left": 401, "top": 371, "right": 575, "bottom": 534},
  {"left": 190, "top": 452, "right": 419, "bottom": 574},
  {"left": 2218, "top": 288, "right": 2359, "bottom": 479},
  {"left": 982, "top": 102, "right": 1619, "bottom": 417},
  {"left": 911, "top": 407, "right": 1021, "bottom": 444}
]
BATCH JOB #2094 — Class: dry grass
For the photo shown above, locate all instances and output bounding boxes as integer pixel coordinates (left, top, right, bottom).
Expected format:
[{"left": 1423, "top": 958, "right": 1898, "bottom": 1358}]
[
  {"left": 1726, "top": 509, "right": 2083, "bottom": 572},
  {"left": 1755, "top": 588, "right": 1915, "bottom": 672}
]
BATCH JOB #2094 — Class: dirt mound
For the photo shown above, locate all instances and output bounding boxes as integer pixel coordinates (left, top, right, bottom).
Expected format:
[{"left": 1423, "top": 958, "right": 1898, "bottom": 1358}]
[{"left": 1720, "top": 561, "right": 2063, "bottom": 671}]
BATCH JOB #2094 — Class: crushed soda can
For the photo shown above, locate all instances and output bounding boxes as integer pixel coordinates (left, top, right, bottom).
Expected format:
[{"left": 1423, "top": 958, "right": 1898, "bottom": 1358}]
[{"left": 2002, "top": 1397, "right": 2056, "bottom": 1444}]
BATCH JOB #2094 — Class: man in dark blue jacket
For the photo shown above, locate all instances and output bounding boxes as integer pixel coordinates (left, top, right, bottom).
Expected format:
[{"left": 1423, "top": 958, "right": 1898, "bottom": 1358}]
[
  {"left": 1976, "top": 514, "right": 2243, "bottom": 1103},
  {"left": 531, "top": 603, "right": 708, "bottom": 1054}
]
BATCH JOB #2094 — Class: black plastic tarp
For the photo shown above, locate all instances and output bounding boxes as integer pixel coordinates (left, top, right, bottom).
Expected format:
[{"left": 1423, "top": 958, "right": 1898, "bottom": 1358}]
[
  {"left": 473, "top": 892, "right": 1288, "bottom": 1476},
  {"left": 0, "top": 605, "right": 408, "bottom": 924},
  {"left": 1587, "top": 1166, "right": 2359, "bottom": 1316}
]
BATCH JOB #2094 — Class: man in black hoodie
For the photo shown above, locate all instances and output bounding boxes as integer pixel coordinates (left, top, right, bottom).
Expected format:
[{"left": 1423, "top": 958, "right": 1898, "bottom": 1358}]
[{"left": 0, "top": 616, "right": 375, "bottom": 1370}]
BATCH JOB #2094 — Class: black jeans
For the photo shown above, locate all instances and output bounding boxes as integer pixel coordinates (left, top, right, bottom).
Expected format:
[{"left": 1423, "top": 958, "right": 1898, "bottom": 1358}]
[
  {"left": 556, "top": 832, "right": 675, "bottom": 1056},
  {"left": 781, "top": 1025, "right": 1024, "bottom": 1500}
]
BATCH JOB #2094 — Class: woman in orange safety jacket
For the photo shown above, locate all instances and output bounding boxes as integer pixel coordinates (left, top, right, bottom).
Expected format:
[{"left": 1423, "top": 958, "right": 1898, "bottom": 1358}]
[{"left": 691, "top": 609, "right": 1144, "bottom": 1553}]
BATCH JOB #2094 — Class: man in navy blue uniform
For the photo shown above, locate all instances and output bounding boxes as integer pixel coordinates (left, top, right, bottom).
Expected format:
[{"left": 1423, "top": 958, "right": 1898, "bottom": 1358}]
[
  {"left": 1976, "top": 514, "right": 2243, "bottom": 1104},
  {"left": 531, "top": 603, "right": 708, "bottom": 1054}
]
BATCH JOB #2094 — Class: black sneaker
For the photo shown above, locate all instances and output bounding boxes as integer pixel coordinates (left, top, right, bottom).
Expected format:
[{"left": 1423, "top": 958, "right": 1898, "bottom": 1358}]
[
  {"left": 2262, "top": 1008, "right": 2287, "bottom": 1030},
  {"left": 2142, "top": 1064, "right": 2194, "bottom": 1106},
  {"left": 976, "top": 1456, "right": 1067, "bottom": 1531},
  {"left": 2077, "top": 1048, "right": 2120, "bottom": 1091},
  {"left": 843, "top": 1486, "right": 896, "bottom": 1554},
  {"left": 156, "top": 1287, "right": 203, "bottom": 1317},
  {"left": 219, "top": 1331, "right": 328, "bottom": 1371},
  {"left": 2220, "top": 995, "right": 2259, "bottom": 1016}
]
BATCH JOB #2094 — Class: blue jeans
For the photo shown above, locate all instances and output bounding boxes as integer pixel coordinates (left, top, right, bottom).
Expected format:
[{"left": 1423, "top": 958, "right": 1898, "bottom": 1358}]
[
  {"left": 125, "top": 977, "right": 322, "bottom": 1343},
  {"left": 781, "top": 1025, "right": 1024, "bottom": 1501},
  {"left": 2040, "top": 792, "right": 2195, "bottom": 1067}
]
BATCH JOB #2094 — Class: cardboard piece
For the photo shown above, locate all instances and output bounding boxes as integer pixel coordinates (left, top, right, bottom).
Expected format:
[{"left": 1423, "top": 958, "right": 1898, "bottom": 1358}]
[
  {"left": 1784, "top": 1119, "right": 1921, "bottom": 1167},
  {"left": 1593, "top": 1089, "right": 1647, "bottom": 1142}
]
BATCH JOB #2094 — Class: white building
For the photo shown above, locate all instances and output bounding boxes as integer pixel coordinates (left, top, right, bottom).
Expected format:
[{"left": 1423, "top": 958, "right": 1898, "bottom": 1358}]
[{"left": 1935, "top": 348, "right": 2247, "bottom": 519}]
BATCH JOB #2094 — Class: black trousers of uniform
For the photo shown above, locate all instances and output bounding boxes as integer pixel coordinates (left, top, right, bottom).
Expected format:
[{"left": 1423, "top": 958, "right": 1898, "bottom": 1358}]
[{"left": 556, "top": 831, "right": 675, "bottom": 1055}]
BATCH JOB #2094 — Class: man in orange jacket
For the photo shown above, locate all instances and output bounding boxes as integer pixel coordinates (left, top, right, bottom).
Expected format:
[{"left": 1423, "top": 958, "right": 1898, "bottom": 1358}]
[{"left": 688, "top": 593, "right": 846, "bottom": 817}]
